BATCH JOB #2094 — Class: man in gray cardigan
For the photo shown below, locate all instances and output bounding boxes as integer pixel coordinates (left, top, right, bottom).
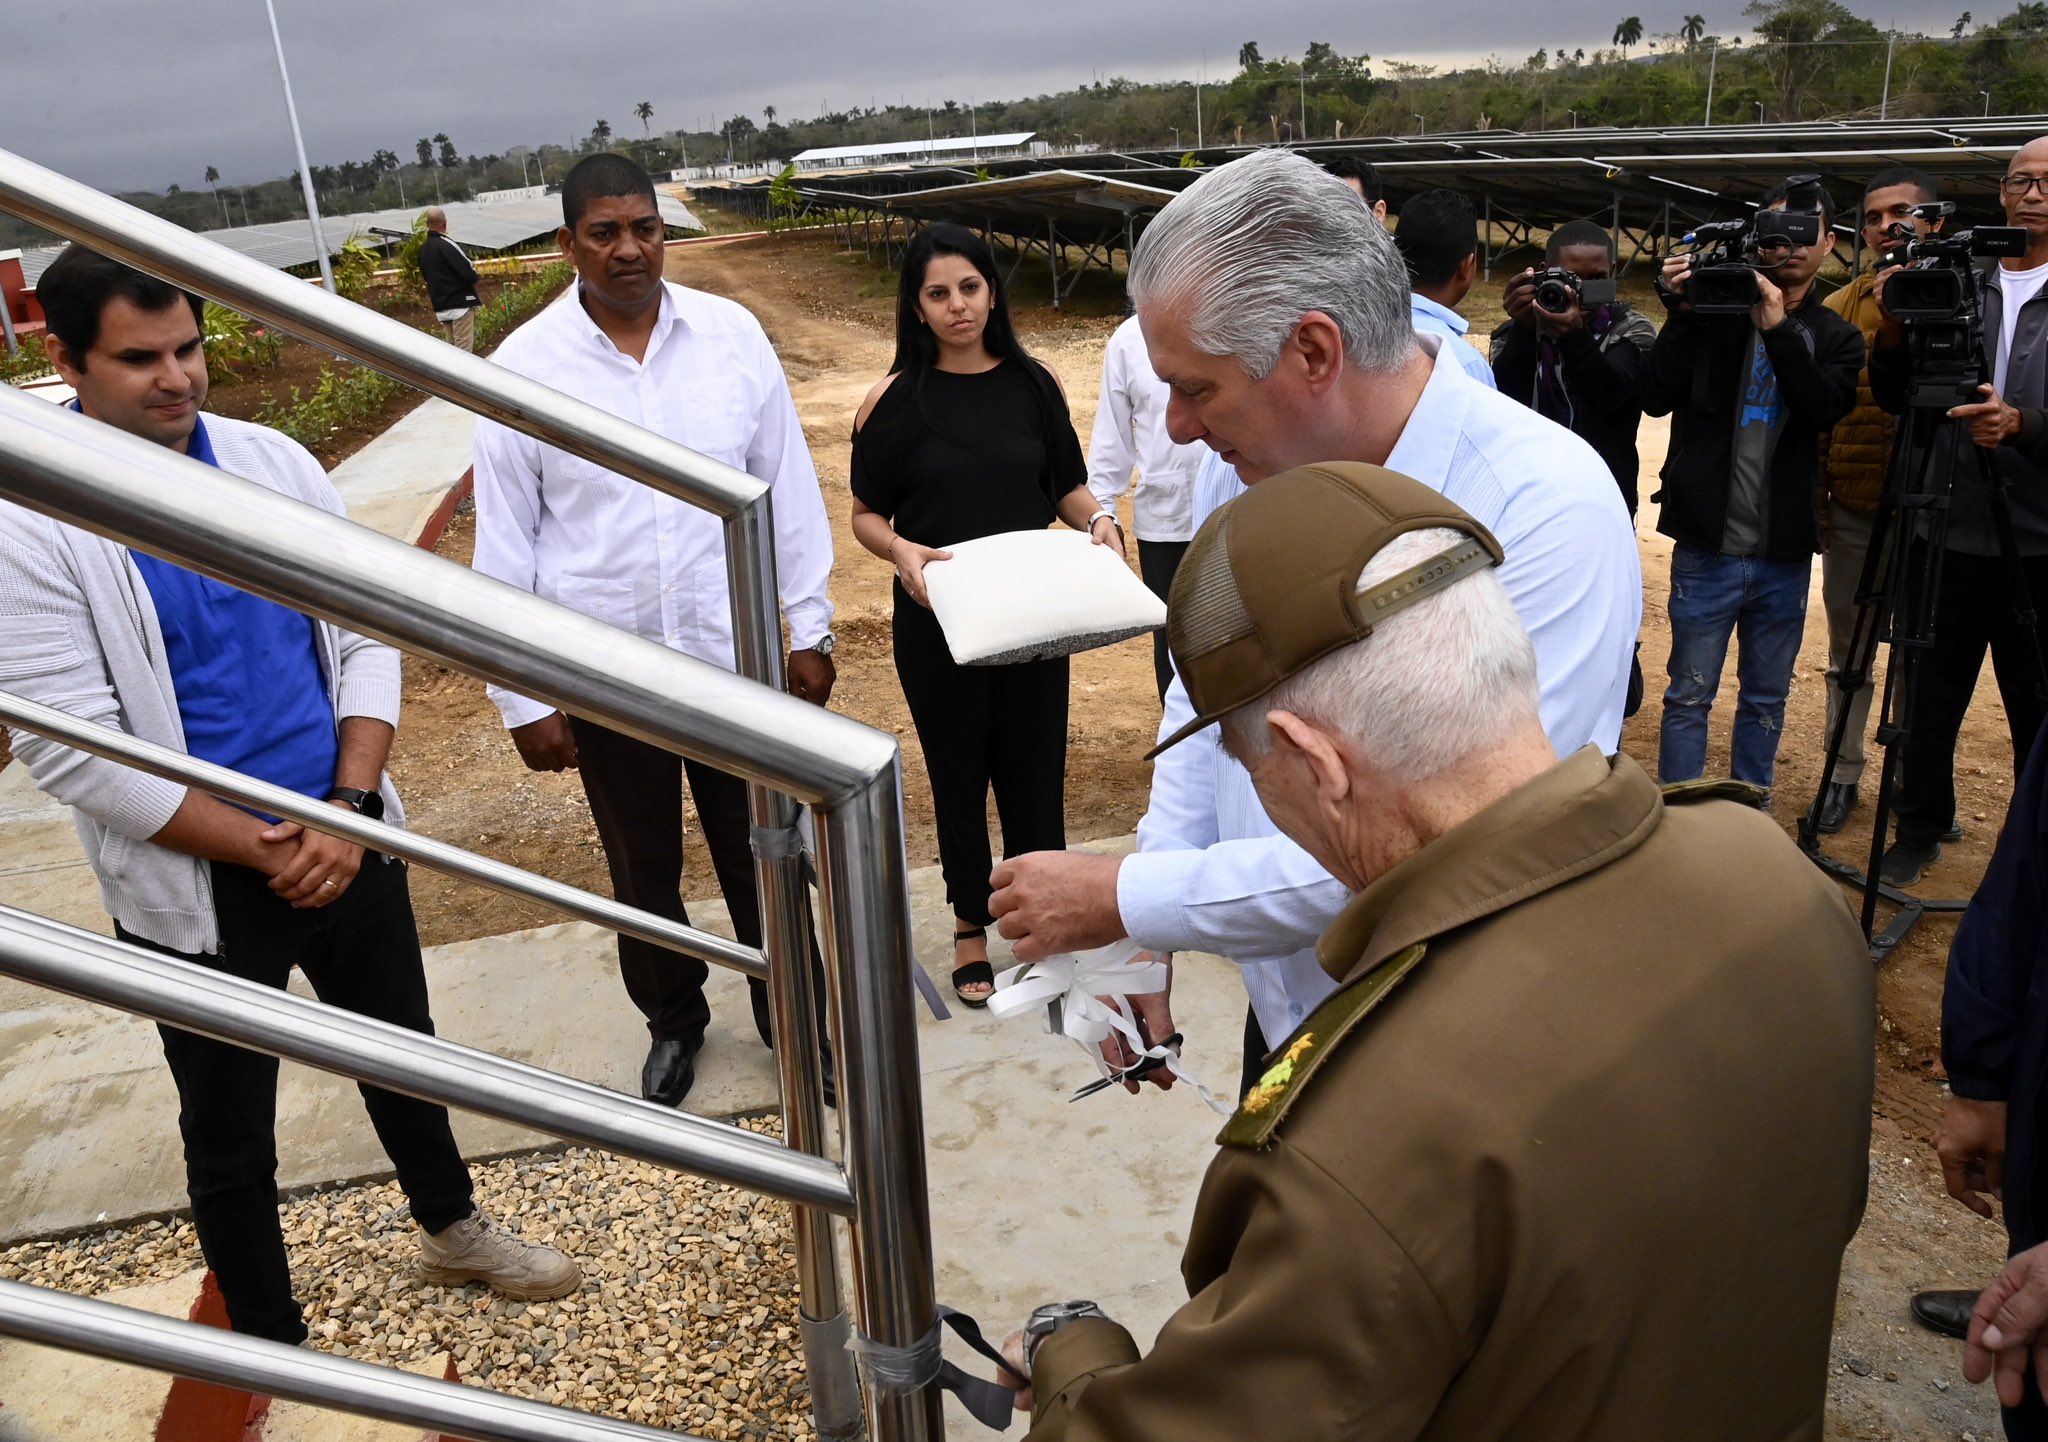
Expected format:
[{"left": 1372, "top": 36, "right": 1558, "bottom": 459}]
[{"left": 0, "top": 245, "right": 578, "bottom": 1345}]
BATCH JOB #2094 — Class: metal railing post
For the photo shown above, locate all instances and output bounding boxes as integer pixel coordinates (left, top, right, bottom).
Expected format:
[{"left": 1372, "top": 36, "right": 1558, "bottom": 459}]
[
  {"left": 723, "top": 502, "right": 864, "bottom": 1440},
  {"left": 815, "top": 773, "right": 942, "bottom": 1442}
]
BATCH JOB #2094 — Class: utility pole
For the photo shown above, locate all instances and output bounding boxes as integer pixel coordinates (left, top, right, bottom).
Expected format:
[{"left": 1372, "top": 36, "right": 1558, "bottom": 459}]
[
  {"left": 1299, "top": 68, "right": 1308, "bottom": 141},
  {"left": 1880, "top": 30, "right": 1896, "bottom": 118},
  {"left": 1196, "top": 52, "right": 1205, "bottom": 149},
  {"left": 262, "top": 0, "right": 336, "bottom": 293},
  {"left": 1704, "top": 44, "right": 1718, "bottom": 126},
  {"left": 971, "top": 98, "right": 978, "bottom": 161}
]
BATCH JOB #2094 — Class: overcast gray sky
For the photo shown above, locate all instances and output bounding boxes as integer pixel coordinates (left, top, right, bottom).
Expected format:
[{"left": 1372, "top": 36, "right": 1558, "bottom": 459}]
[{"left": 13, "top": 1, "right": 1969, "bottom": 193}]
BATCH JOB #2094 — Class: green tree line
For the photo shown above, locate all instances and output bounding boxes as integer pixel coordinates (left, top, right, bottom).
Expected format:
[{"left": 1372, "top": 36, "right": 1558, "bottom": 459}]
[{"left": 6, "top": 0, "right": 2047, "bottom": 253}]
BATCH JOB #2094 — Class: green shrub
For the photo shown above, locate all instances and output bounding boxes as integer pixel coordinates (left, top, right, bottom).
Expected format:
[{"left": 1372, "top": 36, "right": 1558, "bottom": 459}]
[
  {"left": 475, "top": 261, "right": 574, "bottom": 351},
  {"left": 202, "top": 303, "right": 284, "bottom": 385},
  {"left": 0, "top": 333, "right": 53, "bottom": 385},
  {"left": 334, "top": 238, "right": 381, "bottom": 302}
]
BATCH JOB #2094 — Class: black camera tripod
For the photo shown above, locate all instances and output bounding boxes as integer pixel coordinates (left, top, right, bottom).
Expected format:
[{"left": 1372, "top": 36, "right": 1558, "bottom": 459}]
[{"left": 1799, "top": 274, "right": 2047, "bottom": 958}]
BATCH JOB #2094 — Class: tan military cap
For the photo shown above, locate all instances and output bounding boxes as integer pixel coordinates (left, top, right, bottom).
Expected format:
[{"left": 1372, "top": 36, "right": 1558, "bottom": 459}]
[{"left": 1149, "top": 462, "right": 1505, "bottom": 758}]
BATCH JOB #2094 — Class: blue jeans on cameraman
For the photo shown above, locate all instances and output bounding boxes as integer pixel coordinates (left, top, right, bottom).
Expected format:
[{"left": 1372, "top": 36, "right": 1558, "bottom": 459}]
[{"left": 1658, "top": 542, "right": 1812, "bottom": 792}]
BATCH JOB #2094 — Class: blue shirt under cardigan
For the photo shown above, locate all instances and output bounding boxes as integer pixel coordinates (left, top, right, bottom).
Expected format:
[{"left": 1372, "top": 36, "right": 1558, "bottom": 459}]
[{"left": 126, "top": 415, "right": 339, "bottom": 807}]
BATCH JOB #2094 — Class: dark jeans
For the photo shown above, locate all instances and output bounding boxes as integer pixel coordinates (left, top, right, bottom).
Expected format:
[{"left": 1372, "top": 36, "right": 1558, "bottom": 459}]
[
  {"left": 892, "top": 590, "right": 1068, "bottom": 927},
  {"left": 1895, "top": 548, "right": 2048, "bottom": 849},
  {"left": 568, "top": 716, "right": 825, "bottom": 1047},
  {"left": 117, "top": 858, "right": 473, "bottom": 1345},
  {"left": 1659, "top": 544, "right": 1812, "bottom": 791},
  {"left": 1138, "top": 538, "right": 1190, "bottom": 702}
]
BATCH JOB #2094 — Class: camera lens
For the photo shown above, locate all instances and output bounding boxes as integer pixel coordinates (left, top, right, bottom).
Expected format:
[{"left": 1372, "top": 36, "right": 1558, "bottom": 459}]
[{"left": 1534, "top": 277, "right": 1574, "bottom": 313}]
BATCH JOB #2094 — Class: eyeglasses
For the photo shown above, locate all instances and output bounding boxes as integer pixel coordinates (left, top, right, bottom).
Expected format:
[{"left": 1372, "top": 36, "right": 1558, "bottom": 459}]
[{"left": 2003, "top": 174, "right": 2048, "bottom": 195}]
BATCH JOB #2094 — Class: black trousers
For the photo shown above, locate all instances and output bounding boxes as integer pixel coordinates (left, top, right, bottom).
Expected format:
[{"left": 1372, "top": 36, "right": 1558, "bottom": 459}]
[
  {"left": 1138, "top": 538, "right": 1190, "bottom": 703},
  {"left": 118, "top": 858, "right": 473, "bottom": 1345},
  {"left": 1895, "top": 549, "right": 2048, "bottom": 848},
  {"left": 892, "top": 591, "right": 1069, "bottom": 927},
  {"left": 569, "top": 716, "right": 825, "bottom": 1047}
]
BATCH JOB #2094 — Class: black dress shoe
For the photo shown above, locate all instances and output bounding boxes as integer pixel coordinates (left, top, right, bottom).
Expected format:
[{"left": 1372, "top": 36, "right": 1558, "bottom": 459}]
[
  {"left": 641, "top": 1037, "right": 699, "bottom": 1107},
  {"left": 1910, "top": 1288, "right": 1978, "bottom": 1340},
  {"left": 1816, "top": 781, "right": 1859, "bottom": 834}
]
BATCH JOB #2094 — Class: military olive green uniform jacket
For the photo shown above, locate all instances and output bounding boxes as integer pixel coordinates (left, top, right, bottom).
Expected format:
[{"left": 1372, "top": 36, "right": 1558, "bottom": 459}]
[{"left": 1026, "top": 749, "right": 1875, "bottom": 1442}]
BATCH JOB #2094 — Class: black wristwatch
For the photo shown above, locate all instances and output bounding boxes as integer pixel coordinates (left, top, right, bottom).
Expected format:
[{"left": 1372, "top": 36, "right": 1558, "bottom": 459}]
[
  {"left": 324, "top": 786, "right": 385, "bottom": 821},
  {"left": 1022, "top": 1299, "right": 1111, "bottom": 1374}
]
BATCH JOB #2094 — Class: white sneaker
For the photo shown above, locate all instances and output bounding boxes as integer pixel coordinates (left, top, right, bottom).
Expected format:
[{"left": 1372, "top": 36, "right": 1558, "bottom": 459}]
[{"left": 418, "top": 1209, "right": 581, "bottom": 1301}]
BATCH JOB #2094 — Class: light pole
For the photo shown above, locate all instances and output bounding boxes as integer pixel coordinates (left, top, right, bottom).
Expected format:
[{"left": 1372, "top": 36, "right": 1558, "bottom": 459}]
[
  {"left": 1703, "top": 44, "right": 1718, "bottom": 126},
  {"left": 1880, "top": 30, "right": 1897, "bottom": 118},
  {"left": 1414, "top": 113, "right": 1427, "bottom": 135},
  {"left": 1755, "top": 100, "right": 1765, "bottom": 124},
  {"left": 261, "top": 0, "right": 336, "bottom": 294},
  {"left": 1983, "top": 88, "right": 1994, "bottom": 116},
  {"left": 1169, "top": 126, "right": 1181, "bottom": 149},
  {"left": 1299, "top": 69, "right": 1309, "bottom": 141},
  {"left": 1568, "top": 108, "right": 1579, "bottom": 128}
]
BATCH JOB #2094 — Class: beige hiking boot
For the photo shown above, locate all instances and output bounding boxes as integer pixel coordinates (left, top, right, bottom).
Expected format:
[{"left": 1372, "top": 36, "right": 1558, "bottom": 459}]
[{"left": 418, "top": 1209, "right": 581, "bottom": 1301}]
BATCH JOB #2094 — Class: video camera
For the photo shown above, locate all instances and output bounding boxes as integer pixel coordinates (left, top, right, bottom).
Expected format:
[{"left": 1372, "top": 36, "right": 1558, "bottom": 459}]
[
  {"left": 1878, "top": 201, "right": 2028, "bottom": 323},
  {"left": 1678, "top": 174, "right": 1829, "bottom": 314},
  {"left": 1530, "top": 268, "right": 1618, "bottom": 315}
]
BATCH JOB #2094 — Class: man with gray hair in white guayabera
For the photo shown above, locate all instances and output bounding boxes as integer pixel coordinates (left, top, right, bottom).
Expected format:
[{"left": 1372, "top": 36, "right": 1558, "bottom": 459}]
[{"left": 989, "top": 148, "right": 1644, "bottom": 1091}]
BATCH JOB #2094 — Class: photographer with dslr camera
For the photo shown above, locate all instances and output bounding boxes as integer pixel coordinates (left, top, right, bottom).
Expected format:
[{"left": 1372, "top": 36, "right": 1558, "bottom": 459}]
[
  {"left": 1642, "top": 176, "right": 1862, "bottom": 794},
  {"left": 1492, "top": 220, "right": 1658, "bottom": 514},
  {"left": 1866, "top": 138, "right": 2048, "bottom": 887}
]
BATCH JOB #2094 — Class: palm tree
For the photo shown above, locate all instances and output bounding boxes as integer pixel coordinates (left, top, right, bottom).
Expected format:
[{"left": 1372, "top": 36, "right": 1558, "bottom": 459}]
[
  {"left": 592, "top": 117, "right": 613, "bottom": 149},
  {"left": 635, "top": 100, "right": 654, "bottom": 136},
  {"left": 1952, "top": 10, "right": 1972, "bottom": 37},
  {"left": 1681, "top": 13, "right": 1706, "bottom": 47},
  {"left": 1238, "top": 40, "right": 1262, "bottom": 70},
  {"left": 764, "top": 104, "right": 777, "bottom": 128},
  {"left": 1612, "top": 16, "right": 1644, "bottom": 58},
  {"left": 205, "top": 165, "right": 227, "bottom": 225},
  {"left": 2017, "top": 1, "right": 2048, "bottom": 31},
  {"left": 375, "top": 147, "right": 405, "bottom": 207}
]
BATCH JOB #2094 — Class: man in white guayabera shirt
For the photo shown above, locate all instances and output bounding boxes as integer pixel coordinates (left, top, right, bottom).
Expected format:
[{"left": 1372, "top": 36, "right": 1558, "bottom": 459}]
[
  {"left": 1088, "top": 312, "right": 1208, "bottom": 700},
  {"left": 988, "top": 149, "right": 1642, "bottom": 1091}
]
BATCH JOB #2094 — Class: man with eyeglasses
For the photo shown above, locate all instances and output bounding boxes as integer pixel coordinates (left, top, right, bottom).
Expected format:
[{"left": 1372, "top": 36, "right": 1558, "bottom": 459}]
[{"left": 1868, "top": 138, "right": 2048, "bottom": 887}]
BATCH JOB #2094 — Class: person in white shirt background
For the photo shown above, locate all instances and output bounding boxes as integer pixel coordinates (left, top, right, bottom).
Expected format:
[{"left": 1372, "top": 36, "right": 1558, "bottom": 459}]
[
  {"left": 987, "top": 149, "right": 1640, "bottom": 1091},
  {"left": 471, "top": 155, "right": 836, "bottom": 1110},
  {"left": 1395, "top": 188, "right": 1499, "bottom": 391},
  {"left": 1087, "top": 313, "right": 1207, "bottom": 699}
]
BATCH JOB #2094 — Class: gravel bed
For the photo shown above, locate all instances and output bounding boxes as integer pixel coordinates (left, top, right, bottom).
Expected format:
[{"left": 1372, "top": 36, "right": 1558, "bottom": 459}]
[{"left": 0, "top": 1120, "right": 817, "bottom": 1440}]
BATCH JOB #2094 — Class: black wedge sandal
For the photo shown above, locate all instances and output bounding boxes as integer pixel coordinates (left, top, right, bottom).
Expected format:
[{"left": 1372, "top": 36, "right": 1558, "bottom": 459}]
[{"left": 950, "top": 925, "right": 995, "bottom": 1009}]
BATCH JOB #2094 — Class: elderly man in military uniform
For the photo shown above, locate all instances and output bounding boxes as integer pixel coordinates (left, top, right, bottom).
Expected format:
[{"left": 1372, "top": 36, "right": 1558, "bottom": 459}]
[{"left": 995, "top": 463, "right": 1877, "bottom": 1440}]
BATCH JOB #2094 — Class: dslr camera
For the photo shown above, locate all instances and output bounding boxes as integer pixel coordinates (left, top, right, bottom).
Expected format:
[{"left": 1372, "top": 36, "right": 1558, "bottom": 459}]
[
  {"left": 1676, "top": 174, "right": 1828, "bottom": 314},
  {"left": 1530, "top": 268, "right": 1618, "bottom": 315},
  {"left": 1878, "top": 201, "right": 2028, "bottom": 322}
]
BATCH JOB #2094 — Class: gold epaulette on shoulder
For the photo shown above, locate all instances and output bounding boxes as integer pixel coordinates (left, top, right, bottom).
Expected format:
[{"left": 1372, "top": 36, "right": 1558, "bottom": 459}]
[
  {"left": 1658, "top": 777, "right": 1770, "bottom": 808},
  {"left": 1217, "top": 942, "right": 1429, "bottom": 1151}
]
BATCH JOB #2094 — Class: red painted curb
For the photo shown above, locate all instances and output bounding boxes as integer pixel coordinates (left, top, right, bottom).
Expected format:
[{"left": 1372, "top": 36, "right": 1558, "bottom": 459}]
[
  {"left": 413, "top": 470, "right": 474, "bottom": 551},
  {"left": 154, "top": 1272, "right": 270, "bottom": 1442}
]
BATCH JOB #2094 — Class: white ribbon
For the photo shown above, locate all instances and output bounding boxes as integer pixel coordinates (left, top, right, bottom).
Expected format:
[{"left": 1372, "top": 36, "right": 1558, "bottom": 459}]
[{"left": 988, "top": 941, "right": 1231, "bottom": 1114}]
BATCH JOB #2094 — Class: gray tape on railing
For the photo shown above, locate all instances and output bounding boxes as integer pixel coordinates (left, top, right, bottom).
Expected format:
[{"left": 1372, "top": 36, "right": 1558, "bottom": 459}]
[{"left": 845, "top": 1307, "right": 1016, "bottom": 1430}]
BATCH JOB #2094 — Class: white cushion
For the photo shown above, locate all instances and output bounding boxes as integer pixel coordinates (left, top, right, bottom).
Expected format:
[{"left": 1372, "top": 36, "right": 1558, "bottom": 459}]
[{"left": 921, "top": 528, "right": 1167, "bottom": 666}]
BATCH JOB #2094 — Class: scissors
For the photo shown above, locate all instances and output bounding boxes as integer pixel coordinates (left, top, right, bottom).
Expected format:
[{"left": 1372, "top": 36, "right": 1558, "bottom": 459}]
[{"left": 1070, "top": 1032, "right": 1184, "bottom": 1101}]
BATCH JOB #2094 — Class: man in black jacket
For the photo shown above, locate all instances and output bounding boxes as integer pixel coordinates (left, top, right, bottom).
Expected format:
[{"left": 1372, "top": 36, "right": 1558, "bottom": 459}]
[
  {"left": 1641, "top": 179, "right": 1863, "bottom": 794},
  {"left": 418, "top": 207, "right": 481, "bottom": 352},
  {"left": 1868, "top": 137, "right": 2048, "bottom": 887},
  {"left": 1493, "top": 220, "right": 1657, "bottom": 713}
]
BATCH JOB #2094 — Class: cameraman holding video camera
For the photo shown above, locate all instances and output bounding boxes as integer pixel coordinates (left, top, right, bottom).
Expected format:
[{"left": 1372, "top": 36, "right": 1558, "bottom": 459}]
[
  {"left": 1642, "top": 177, "right": 1863, "bottom": 793},
  {"left": 1867, "top": 138, "right": 2048, "bottom": 887}
]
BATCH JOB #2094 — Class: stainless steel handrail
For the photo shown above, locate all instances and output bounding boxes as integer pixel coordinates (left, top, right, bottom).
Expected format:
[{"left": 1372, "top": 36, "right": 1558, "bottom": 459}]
[
  {"left": 0, "top": 905, "right": 852, "bottom": 1214},
  {"left": 0, "top": 374, "right": 938, "bottom": 1434},
  {"left": 0, "top": 143, "right": 852, "bottom": 1435},
  {"left": 0, "top": 1279, "right": 711, "bottom": 1442},
  {"left": 0, "top": 687, "right": 769, "bottom": 981}
]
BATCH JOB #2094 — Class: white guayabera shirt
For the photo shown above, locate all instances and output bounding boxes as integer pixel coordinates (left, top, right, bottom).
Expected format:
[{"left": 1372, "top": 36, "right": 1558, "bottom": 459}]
[
  {"left": 1085, "top": 314, "right": 1207, "bottom": 543},
  {"left": 471, "top": 281, "right": 835, "bottom": 729},
  {"left": 1118, "top": 335, "right": 1642, "bottom": 1046}
]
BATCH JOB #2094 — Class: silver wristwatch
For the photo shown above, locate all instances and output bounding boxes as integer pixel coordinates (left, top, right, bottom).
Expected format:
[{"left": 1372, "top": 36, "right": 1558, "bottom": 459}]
[{"left": 1023, "top": 1299, "right": 1111, "bottom": 1374}]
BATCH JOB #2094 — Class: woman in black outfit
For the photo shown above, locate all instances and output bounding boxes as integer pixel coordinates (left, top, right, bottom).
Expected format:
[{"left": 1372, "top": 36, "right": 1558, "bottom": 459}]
[{"left": 849, "top": 223, "right": 1121, "bottom": 1007}]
